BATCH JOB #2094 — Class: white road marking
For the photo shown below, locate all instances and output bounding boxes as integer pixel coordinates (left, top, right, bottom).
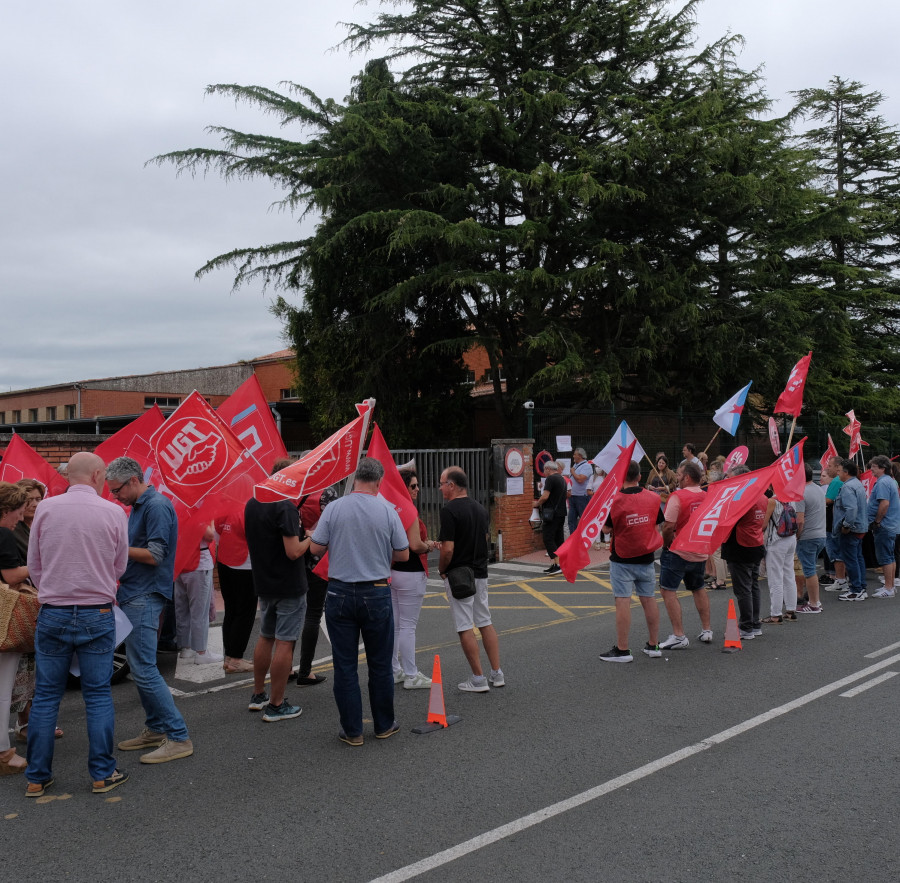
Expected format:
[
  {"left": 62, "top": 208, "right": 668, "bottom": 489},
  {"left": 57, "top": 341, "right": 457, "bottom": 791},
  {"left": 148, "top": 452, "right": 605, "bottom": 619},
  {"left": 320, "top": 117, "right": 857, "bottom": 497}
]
[
  {"left": 367, "top": 653, "right": 900, "bottom": 883},
  {"left": 864, "top": 640, "right": 900, "bottom": 658},
  {"left": 839, "top": 671, "right": 899, "bottom": 697}
]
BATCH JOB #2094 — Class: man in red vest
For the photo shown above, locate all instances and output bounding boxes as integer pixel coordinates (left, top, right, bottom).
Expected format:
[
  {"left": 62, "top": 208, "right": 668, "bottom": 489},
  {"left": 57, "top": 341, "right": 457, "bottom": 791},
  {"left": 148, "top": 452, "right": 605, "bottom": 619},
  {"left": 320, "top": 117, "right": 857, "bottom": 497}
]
[
  {"left": 658, "top": 462, "right": 713, "bottom": 649},
  {"left": 599, "top": 461, "right": 664, "bottom": 662}
]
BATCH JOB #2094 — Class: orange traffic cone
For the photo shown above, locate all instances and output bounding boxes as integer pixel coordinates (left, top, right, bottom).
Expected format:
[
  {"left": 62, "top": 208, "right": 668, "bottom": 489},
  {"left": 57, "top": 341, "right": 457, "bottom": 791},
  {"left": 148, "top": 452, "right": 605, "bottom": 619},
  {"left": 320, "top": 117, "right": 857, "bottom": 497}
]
[
  {"left": 722, "top": 598, "right": 742, "bottom": 653},
  {"left": 411, "top": 654, "right": 462, "bottom": 734}
]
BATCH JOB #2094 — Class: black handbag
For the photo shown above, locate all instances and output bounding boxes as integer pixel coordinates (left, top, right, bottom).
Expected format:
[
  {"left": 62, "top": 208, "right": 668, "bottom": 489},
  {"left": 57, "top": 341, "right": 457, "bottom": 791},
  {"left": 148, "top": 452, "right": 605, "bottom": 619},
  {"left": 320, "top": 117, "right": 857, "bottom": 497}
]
[{"left": 446, "top": 565, "right": 476, "bottom": 600}]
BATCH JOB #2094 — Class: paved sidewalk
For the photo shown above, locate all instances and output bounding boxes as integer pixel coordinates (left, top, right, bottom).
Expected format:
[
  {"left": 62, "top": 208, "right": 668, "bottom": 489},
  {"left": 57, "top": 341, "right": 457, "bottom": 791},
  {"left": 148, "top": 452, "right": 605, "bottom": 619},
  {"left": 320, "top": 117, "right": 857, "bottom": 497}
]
[{"left": 506, "top": 542, "right": 611, "bottom": 570}]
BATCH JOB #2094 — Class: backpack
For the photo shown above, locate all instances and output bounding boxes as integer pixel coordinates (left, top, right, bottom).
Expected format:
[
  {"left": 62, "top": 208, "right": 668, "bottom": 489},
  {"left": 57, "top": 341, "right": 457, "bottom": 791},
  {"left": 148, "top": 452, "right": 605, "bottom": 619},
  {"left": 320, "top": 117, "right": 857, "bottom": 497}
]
[{"left": 773, "top": 500, "right": 798, "bottom": 538}]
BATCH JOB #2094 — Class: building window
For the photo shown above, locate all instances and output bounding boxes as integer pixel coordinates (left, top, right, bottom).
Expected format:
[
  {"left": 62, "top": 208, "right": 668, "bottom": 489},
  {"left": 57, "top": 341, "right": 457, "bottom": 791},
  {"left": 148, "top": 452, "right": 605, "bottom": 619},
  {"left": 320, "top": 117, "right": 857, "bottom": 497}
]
[
  {"left": 12, "top": 410, "right": 21, "bottom": 423},
  {"left": 65, "top": 404, "right": 76, "bottom": 420},
  {"left": 280, "top": 388, "right": 298, "bottom": 400},
  {"left": 46, "top": 406, "right": 57, "bottom": 421},
  {"left": 0, "top": 412, "right": 5, "bottom": 424},
  {"left": 145, "top": 396, "right": 181, "bottom": 408},
  {"left": 29, "top": 408, "right": 39, "bottom": 423}
]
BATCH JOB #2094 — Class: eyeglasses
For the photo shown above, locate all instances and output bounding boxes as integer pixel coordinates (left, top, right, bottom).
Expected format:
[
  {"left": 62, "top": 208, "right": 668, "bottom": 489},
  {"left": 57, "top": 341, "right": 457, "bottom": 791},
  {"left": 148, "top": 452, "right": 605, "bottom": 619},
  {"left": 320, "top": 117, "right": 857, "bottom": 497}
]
[
  {"left": 408, "top": 483, "right": 419, "bottom": 489},
  {"left": 439, "top": 480, "right": 453, "bottom": 487},
  {"left": 108, "top": 480, "right": 130, "bottom": 497}
]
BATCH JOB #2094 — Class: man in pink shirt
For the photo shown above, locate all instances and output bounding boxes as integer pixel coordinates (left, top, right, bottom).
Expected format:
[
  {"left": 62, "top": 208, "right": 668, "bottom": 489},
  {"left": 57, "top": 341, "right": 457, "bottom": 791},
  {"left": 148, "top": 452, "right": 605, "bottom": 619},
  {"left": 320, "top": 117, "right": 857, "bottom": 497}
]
[{"left": 24, "top": 452, "right": 130, "bottom": 797}]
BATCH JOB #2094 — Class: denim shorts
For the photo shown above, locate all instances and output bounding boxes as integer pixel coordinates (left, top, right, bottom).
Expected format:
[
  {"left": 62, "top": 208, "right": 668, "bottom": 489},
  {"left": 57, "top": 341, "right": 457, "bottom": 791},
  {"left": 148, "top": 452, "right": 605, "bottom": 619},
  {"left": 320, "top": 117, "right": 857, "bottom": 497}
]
[
  {"left": 872, "top": 527, "right": 898, "bottom": 566},
  {"left": 659, "top": 548, "right": 706, "bottom": 592},
  {"left": 796, "top": 536, "right": 826, "bottom": 577},
  {"left": 258, "top": 594, "right": 307, "bottom": 642},
  {"left": 610, "top": 561, "right": 657, "bottom": 598}
]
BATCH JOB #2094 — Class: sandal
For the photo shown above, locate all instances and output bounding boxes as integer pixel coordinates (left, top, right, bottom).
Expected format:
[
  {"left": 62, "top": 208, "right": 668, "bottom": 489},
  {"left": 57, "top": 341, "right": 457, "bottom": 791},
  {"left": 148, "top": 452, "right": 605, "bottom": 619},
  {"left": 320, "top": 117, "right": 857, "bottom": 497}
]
[
  {"left": 0, "top": 748, "right": 27, "bottom": 776},
  {"left": 223, "top": 658, "right": 254, "bottom": 674},
  {"left": 783, "top": 610, "right": 798, "bottom": 621},
  {"left": 25, "top": 778, "right": 53, "bottom": 797},
  {"left": 16, "top": 723, "right": 64, "bottom": 742},
  {"left": 761, "top": 615, "right": 783, "bottom": 624}
]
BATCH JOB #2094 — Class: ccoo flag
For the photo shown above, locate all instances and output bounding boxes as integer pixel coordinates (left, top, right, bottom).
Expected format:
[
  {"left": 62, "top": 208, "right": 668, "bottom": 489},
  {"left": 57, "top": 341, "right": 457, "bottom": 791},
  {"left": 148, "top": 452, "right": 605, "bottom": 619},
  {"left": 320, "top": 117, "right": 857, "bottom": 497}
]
[{"left": 713, "top": 382, "right": 752, "bottom": 436}]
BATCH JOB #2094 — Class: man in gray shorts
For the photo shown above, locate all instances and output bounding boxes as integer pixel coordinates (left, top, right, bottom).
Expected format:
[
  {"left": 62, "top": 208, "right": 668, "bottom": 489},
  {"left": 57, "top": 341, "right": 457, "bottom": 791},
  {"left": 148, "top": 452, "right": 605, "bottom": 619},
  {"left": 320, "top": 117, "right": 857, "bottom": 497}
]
[
  {"left": 244, "top": 461, "right": 311, "bottom": 722},
  {"left": 438, "top": 466, "right": 504, "bottom": 692}
]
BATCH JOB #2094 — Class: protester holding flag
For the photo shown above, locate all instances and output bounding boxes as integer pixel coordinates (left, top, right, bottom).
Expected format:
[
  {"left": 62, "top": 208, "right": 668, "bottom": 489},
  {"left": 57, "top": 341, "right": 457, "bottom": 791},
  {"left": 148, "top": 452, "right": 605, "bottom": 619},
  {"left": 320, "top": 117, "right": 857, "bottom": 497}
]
[
  {"left": 833, "top": 460, "right": 869, "bottom": 602},
  {"left": 645, "top": 453, "right": 677, "bottom": 505},
  {"left": 567, "top": 448, "right": 594, "bottom": 534},
  {"left": 658, "top": 463, "right": 714, "bottom": 649},
  {"left": 390, "top": 468, "right": 437, "bottom": 690},
  {"left": 720, "top": 465, "right": 768, "bottom": 640},
  {"left": 867, "top": 455, "right": 900, "bottom": 599}
]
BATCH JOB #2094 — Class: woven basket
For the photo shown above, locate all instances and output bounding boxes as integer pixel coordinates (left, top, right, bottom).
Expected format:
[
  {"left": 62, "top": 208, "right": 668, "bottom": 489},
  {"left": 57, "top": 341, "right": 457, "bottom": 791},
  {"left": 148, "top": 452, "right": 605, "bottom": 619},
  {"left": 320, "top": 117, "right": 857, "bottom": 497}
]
[{"left": 0, "top": 582, "right": 40, "bottom": 653}]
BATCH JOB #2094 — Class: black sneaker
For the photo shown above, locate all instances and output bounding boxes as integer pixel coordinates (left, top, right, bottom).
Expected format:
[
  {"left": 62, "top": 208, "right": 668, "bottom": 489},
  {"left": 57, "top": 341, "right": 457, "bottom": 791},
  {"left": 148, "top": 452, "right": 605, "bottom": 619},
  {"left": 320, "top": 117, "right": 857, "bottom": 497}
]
[
  {"left": 248, "top": 691, "right": 269, "bottom": 712},
  {"left": 262, "top": 701, "right": 303, "bottom": 722},
  {"left": 819, "top": 574, "right": 835, "bottom": 586},
  {"left": 599, "top": 645, "right": 633, "bottom": 663},
  {"left": 642, "top": 643, "right": 662, "bottom": 658},
  {"left": 544, "top": 563, "right": 561, "bottom": 574}
]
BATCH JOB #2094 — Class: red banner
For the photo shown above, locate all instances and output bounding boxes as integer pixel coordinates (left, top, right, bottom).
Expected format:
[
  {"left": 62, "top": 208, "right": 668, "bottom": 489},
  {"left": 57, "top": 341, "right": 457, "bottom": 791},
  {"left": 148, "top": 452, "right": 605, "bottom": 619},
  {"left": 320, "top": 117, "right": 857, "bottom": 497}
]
[
  {"left": 671, "top": 463, "right": 779, "bottom": 557},
  {"left": 216, "top": 374, "right": 287, "bottom": 473},
  {"left": 0, "top": 434, "right": 68, "bottom": 497},
  {"left": 819, "top": 434, "right": 838, "bottom": 475},
  {"left": 557, "top": 441, "right": 635, "bottom": 582},
  {"left": 768, "top": 417, "right": 781, "bottom": 455},
  {"left": 724, "top": 446, "right": 749, "bottom": 473},
  {"left": 860, "top": 470, "right": 874, "bottom": 499},
  {"left": 774, "top": 351, "right": 812, "bottom": 417},
  {"left": 254, "top": 400, "right": 374, "bottom": 503},
  {"left": 366, "top": 424, "right": 418, "bottom": 532},
  {"left": 771, "top": 438, "right": 806, "bottom": 503}
]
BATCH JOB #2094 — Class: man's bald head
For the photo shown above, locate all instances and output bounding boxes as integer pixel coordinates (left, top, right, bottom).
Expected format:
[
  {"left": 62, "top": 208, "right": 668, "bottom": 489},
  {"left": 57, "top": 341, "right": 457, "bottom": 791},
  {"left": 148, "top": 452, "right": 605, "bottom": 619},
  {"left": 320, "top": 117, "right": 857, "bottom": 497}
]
[{"left": 67, "top": 451, "right": 107, "bottom": 492}]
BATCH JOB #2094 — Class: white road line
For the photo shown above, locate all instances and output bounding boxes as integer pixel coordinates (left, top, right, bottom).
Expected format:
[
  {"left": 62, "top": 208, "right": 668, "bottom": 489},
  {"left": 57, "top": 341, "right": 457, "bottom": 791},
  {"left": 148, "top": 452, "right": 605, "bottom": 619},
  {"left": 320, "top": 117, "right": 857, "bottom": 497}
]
[
  {"left": 839, "top": 671, "right": 899, "bottom": 697},
  {"left": 864, "top": 640, "right": 900, "bottom": 658},
  {"left": 367, "top": 652, "right": 900, "bottom": 883}
]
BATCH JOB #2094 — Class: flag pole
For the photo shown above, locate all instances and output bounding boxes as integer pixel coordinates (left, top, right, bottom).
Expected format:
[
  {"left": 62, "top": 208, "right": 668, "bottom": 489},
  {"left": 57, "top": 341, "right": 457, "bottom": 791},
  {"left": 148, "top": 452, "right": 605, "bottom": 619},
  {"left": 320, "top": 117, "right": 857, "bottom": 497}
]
[
  {"left": 342, "top": 398, "right": 377, "bottom": 497},
  {"left": 785, "top": 416, "right": 798, "bottom": 450},
  {"left": 702, "top": 427, "right": 722, "bottom": 456}
]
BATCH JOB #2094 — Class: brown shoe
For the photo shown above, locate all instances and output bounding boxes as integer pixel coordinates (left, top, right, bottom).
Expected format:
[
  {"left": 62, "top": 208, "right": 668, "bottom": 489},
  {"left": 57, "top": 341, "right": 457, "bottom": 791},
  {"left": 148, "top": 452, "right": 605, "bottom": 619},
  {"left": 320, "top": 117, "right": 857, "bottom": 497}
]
[
  {"left": 25, "top": 778, "right": 53, "bottom": 797},
  {"left": 0, "top": 748, "right": 27, "bottom": 776},
  {"left": 118, "top": 728, "right": 166, "bottom": 751},
  {"left": 140, "top": 738, "right": 194, "bottom": 764}
]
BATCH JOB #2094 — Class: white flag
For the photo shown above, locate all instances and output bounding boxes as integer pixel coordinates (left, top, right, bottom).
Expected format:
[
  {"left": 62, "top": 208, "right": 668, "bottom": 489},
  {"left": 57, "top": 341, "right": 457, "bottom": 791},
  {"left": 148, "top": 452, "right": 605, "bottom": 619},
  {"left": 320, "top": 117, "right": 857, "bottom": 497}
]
[{"left": 593, "top": 421, "right": 646, "bottom": 474}]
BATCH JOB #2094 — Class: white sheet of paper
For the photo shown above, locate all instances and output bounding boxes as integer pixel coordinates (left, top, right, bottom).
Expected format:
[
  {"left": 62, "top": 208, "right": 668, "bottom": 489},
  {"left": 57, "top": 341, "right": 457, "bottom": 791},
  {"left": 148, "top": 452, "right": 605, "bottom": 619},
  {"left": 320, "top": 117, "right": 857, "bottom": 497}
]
[
  {"left": 506, "top": 476, "right": 524, "bottom": 495},
  {"left": 559, "top": 458, "right": 572, "bottom": 476},
  {"left": 69, "top": 605, "right": 133, "bottom": 677},
  {"left": 556, "top": 435, "right": 572, "bottom": 452}
]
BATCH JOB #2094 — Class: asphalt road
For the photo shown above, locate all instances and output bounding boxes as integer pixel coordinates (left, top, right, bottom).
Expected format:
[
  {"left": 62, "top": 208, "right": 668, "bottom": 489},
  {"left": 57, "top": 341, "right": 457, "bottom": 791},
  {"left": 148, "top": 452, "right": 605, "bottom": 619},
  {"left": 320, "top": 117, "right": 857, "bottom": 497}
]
[{"left": 3, "top": 562, "right": 899, "bottom": 883}]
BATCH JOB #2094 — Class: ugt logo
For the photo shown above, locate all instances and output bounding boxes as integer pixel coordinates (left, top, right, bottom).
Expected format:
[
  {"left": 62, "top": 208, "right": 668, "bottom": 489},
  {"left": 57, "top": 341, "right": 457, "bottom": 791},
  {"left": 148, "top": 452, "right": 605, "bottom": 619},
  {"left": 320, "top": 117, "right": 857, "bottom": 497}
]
[{"left": 156, "top": 418, "right": 229, "bottom": 496}]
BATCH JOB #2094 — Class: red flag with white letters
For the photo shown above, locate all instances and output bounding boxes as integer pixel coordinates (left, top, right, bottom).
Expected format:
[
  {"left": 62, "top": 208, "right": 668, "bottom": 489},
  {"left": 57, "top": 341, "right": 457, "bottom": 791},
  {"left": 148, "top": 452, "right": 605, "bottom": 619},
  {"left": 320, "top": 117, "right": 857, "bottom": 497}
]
[
  {"left": 771, "top": 438, "right": 807, "bottom": 503},
  {"left": 819, "top": 434, "right": 838, "bottom": 475},
  {"left": 774, "top": 351, "right": 812, "bottom": 416},
  {"left": 254, "top": 400, "right": 374, "bottom": 503},
  {"left": 557, "top": 441, "right": 635, "bottom": 583},
  {"left": 671, "top": 463, "right": 779, "bottom": 557},
  {"left": 216, "top": 374, "right": 287, "bottom": 473},
  {"left": 0, "top": 434, "right": 68, "bottom": 497}
]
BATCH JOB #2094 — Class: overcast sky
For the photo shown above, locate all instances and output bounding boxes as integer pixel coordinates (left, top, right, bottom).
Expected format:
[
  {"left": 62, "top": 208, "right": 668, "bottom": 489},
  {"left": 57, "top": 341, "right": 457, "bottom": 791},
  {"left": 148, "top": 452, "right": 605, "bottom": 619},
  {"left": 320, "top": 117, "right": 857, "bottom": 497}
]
[{"left": 3, "top": 0, "right": 898, "bottom": 393}]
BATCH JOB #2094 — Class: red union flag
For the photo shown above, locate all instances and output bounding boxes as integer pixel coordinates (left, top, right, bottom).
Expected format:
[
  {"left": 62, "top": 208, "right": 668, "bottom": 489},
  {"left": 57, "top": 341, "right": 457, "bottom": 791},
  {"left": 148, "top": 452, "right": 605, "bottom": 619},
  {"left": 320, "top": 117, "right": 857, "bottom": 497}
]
[
  {"left": 557, "top": 441, "right": 635, "bottom": 583},
  {"left": 366, "top": 423, "right": 418, "bottom": 531},
  {"left": 819, "top": 434, "right": 838, "bottom": 475},
  {"left": 217, "top": 374, "right": 287, "bottom": 473},
  {"left": 774, "top": 351, "right": 812, "bottom": 417},
  {"left": 842, "top": 409, "right": 861, "bottom": 437},
  {"left": 150, "top": 391, "right": 251, "bottom": 508},
  {"left": 254, "top": 399, "right": 375, "bottom": 503},
  {"left": 0, "top": 434, "right": 68, "bottom": 497},
  {"left": 672, "top": 463, "right": 779, "bottom": 557},
  {"left": 771, "top": 438, "right": 806, "bottom": 503},
  {"left": 860, "top": 470, "right": 874, "bottom": 499}
]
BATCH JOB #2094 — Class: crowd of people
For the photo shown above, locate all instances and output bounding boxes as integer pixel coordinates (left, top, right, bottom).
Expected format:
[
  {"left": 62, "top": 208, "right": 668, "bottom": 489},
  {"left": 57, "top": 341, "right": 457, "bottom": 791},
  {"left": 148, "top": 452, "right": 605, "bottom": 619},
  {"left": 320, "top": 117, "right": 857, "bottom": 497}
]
[{"left": 1, "top": 452, "right": 501, "bottom": 795}]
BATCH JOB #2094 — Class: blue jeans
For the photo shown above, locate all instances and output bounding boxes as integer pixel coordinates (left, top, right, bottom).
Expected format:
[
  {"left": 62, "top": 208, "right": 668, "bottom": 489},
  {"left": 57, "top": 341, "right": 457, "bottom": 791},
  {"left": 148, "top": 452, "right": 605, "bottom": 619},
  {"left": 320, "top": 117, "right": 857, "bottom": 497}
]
[
  {"left": 838, "top": 533, "right": 866, "bottom": 591},
  {"left": 325, "top": 580, "right": 395, "bottom": 737},
  {"left": 26, "top": 606, "right": 117, "bottom": 783},
  {"left": 119, "top": 593, "right": 189, "bottom": 741},
  {"left": 568, "top": 495, "right": 589, "bottom": 534}
]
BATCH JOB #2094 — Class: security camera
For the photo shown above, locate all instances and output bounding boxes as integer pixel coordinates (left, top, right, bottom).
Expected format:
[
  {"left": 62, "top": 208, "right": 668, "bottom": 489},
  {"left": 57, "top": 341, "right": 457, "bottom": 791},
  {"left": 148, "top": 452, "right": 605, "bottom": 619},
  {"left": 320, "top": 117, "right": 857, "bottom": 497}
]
[{"left": 523, "top": 400, "right": 535, "bottom": 410}]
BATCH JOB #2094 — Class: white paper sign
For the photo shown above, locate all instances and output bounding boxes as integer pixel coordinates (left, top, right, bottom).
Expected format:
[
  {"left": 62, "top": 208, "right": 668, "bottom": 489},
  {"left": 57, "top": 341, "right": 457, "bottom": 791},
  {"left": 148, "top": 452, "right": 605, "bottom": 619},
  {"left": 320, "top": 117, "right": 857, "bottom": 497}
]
[
  {"left": 506, "top": 476, "right": 524, "bottom": 495},
  {"left": 556, "top": 435, "right": 572, "bottom": 452}
]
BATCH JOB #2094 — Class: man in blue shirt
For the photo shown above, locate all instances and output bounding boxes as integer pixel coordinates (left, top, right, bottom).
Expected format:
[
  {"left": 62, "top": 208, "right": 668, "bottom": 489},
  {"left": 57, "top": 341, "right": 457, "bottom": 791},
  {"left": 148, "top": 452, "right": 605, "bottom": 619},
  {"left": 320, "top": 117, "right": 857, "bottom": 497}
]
[
  {"left": 567, "top": 448, "right": 594, "bottom": 534},
  {"left": 106, "top": 457, "right": 193, "bottom": 763},
  {"left": 833, "top": 459, "right": 869, "bottom": 602},
  {"left": 868, "top": 455, "right": 900, "bottom": 598}
]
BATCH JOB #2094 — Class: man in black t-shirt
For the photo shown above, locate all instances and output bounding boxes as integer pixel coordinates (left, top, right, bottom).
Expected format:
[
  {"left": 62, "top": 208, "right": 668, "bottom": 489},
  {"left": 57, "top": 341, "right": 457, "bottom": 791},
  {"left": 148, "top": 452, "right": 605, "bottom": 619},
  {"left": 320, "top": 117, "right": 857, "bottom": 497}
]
[
  {"left": 438, "top": 466, "right": 504, "bottom": 693},
  {"left": 244, "top": 494, "right": 310, "bottom": 722},
  {"left": 532, "top": 460, "right": 568, "bottom": 574}
]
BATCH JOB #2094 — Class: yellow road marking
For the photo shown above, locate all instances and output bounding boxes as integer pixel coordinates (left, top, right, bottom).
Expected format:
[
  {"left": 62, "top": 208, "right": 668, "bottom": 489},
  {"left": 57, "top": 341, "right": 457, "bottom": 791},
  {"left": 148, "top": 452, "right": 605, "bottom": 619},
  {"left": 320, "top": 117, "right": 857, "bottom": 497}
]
[{"left": 514, "top": 581, "right": 575, "bottom": 616}]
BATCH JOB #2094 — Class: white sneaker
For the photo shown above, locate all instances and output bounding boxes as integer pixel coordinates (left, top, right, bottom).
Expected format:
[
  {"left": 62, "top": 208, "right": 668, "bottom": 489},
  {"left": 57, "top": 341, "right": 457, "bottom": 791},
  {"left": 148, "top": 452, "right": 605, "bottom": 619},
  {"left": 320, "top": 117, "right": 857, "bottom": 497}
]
[
  {"left": 659, "top": 634, "right": 689, "bottom": 650},
  {"left": 178, "top": 648, "right": 195, "bottom": 659},
  {"left": 393, "top": 671, "right": 406, "bottom": 684},
  {"left": 194, "top": 650, "right": 224, "bottom": 665},
  {"left": 458, "top": 676, "right": 490, "bottom": 693},
  {"left": 488, "top": 669, "right": 505, "bottom": 687},
  {"left": 872, "top": 588, "right": 895, "bottom": 599},
  {"left": 403, "top": 671, "right": 433, "bottom": 690},
  {"left": 697, "top": 629, "right": 713, "bottom": 644},
  {"left": 824, "top": 578, "right": 848, "bottom": 592}
]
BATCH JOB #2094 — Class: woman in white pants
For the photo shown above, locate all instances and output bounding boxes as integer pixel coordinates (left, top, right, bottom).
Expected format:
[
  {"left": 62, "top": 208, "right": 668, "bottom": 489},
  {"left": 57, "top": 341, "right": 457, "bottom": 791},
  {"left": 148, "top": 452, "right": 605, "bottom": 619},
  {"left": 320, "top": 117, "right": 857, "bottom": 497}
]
[
  {"left": 763, "top": 495, "right": 798, "bottom": 623},
  {"left": 390, "top": 469, "right": 438, "bottom": 690}
]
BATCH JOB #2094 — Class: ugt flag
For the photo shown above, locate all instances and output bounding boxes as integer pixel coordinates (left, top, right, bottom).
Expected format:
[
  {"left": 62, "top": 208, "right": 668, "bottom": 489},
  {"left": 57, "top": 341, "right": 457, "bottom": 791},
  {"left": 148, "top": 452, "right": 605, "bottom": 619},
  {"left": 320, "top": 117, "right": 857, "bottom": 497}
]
[
  {"left": 557, "top": 441, "right": 635, "bottom": 582},
  {"left": 771, "top": 438, "right": 806, "bottom": 503},
  {"left": 774, "top": 351, "right": 812, "bottom": 416},
  {"left": 593, "top": 422, "right": 645, "bottom": 474},
  {"left": 713, "top": 382, "right": 752, "bottom": 436},
  {"left": 217, "top": 374, "right": 287, "bottom": 473},
  {"left": 0, "top": 434, "right": 69, "bottom": 497},
  {"left": 254, "top": 399, "right": 374, "bottom": 503},
  {"left": 671, "top": 463, "right": 779, "bottom": 557}
]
